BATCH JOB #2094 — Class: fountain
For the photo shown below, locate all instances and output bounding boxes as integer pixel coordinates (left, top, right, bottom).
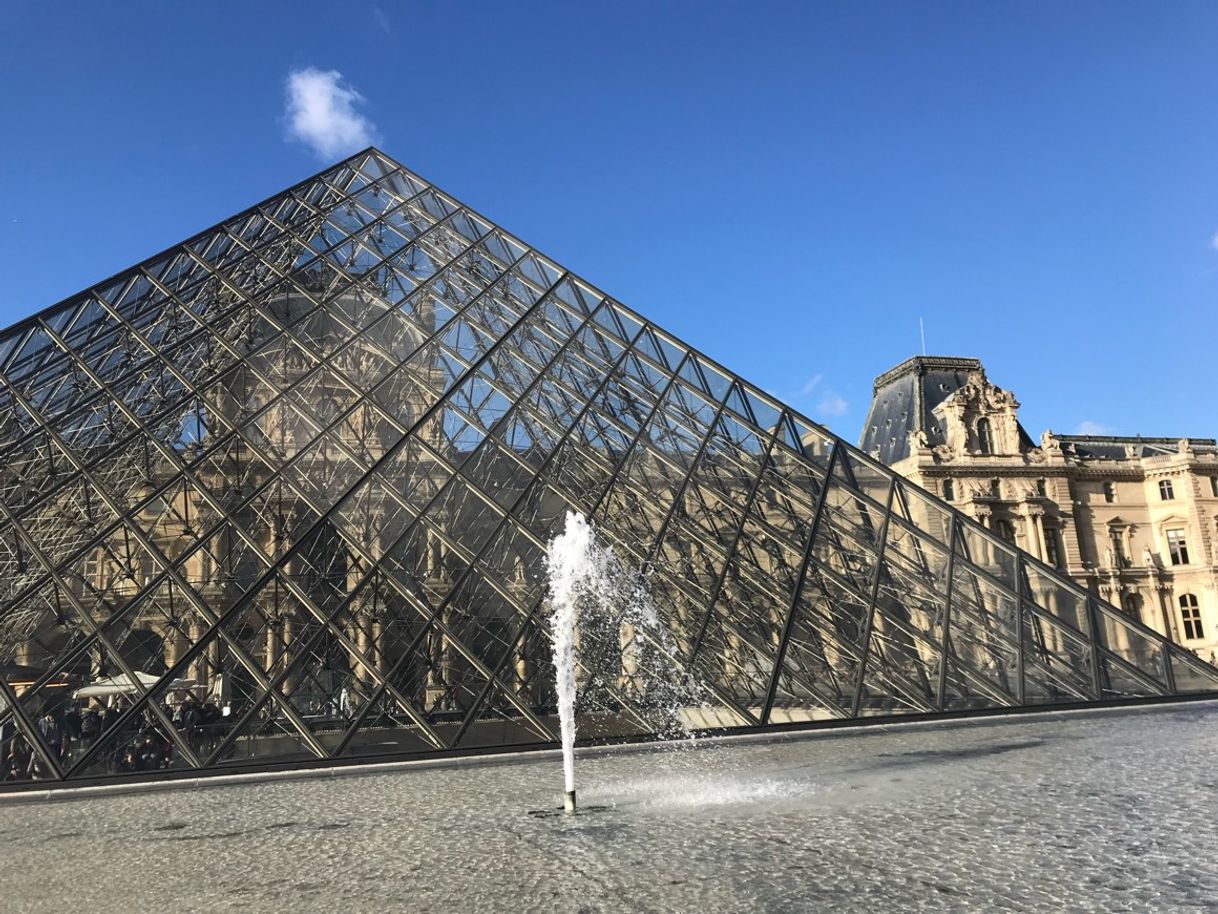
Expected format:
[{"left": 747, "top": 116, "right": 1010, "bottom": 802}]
[
  {"left": 545, "top": 512, "right": 587, "bottom": 814},
  {"left": 544, "top": 510, "right": 701, "bottom": 815}
]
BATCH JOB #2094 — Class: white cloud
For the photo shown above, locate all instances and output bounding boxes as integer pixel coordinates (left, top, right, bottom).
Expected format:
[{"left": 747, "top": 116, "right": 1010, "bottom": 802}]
[
  {"left": 372, "top": 5, "right": 392, "bottom": 34},
  {"left": 284, "top": 68, "right": 379, "bottom": 160},
  {"left": 798, "top": 373, "right": 823, "bottom": 397},
  {"left": 1211, "top": 230, "right": 1218, "bottom": 252},
  {"left": 816, "top": 392, "right": 848, "bottom": 417},
  {"left": 1075, "top": 420, "right": 1112, "bottom": 436}
]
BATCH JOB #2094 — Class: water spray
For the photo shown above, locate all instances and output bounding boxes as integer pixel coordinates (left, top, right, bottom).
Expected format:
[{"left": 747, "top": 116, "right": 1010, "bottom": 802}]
[
  {"left": 544, "top": 510, "right": 702, "bottom": 817},
  {"left": 547, "top": 511, "right": 590, "bottom": 816}
]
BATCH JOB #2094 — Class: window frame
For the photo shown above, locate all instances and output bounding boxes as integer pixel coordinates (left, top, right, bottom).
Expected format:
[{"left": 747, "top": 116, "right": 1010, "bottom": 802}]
[
  {"left": 1123, "top": 592, "right": 1143, "bottom": 621},
  {"left": 1179, "top": 593, "right": 1203, "bottom": 641},
  {"left": 976, "top": 417, "right": 993, "bottom": 455},
  {"left": 1043, "top": 523, "right": 1062, "bottom": 568},
  {"left": 1166, "top": 527, "right": 1190, "bottom": 566}
]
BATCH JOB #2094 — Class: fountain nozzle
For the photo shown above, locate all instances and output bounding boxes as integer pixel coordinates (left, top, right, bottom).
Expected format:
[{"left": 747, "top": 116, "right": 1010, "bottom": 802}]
[{"left": 564, "top": 789, "right": 577, "bottom": 815}]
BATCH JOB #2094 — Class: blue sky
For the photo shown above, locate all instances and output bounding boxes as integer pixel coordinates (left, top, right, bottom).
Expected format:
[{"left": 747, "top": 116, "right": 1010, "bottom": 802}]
[{"left": 1, "top": 1, "right": 1215, "bottom": 442}]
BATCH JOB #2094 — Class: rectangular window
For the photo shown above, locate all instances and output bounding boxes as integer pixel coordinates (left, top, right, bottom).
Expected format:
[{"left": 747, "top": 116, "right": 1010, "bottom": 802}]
[
  {"left": 1159, "top": 479, "right": 1175, "bottom": 500},
  {"left": 1181, "top": 603, "right": 1203, "bottom": 641},
  {"left": 1044, "top": 527, "right": 1062, "bottom": 568},
  {"left": 1102, "top": 482, "right": 1115, "bottom": 503},
  {"left": 1167, "top": 528, "right": 1190, "bottom": 566},
  {"left": 1211, "top": 477, "right": 1218, "bottom": 498}
]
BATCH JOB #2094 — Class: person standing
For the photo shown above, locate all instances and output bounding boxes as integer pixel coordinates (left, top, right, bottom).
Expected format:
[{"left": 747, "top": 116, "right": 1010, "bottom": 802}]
[{"left": 37, "top": 711, "right": 61, "bottom": 762}]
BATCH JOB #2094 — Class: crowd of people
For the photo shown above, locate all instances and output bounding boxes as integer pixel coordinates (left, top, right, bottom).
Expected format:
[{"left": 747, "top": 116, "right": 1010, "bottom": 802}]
[{"left": 1, "top": 695, "right": 230, "bottom": 781}]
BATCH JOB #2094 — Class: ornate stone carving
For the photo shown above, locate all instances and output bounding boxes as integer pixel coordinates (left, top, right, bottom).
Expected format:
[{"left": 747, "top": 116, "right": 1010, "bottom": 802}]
[{"left": 930, "top": 368, "right": 1025, "bottom": 458}]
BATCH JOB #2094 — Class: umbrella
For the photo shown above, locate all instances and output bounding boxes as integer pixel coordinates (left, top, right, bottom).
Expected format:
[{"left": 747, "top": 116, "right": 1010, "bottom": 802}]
[{"left": 72, "top": 671, "right": 197, "bottom": 700}]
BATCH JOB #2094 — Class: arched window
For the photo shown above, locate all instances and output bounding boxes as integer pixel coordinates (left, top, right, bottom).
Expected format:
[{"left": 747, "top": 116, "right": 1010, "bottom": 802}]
[
  {"left": 1179, "top": 594, "right": 1203, "bottom": 640},
  {"left": 942, "top": 479, "right": 954, "bottom": 502},
  {"left": 1123, "top": 593, "right": 1143, "bottom": 622},
  {"left": 976, "top": 418, "right": 994, "bottom": 455}
]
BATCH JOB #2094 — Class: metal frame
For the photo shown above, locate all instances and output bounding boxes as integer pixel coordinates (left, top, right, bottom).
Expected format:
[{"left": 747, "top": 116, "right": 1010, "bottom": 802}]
[{"left": 1, "top": 146, "right": 1216, "bottom": 791}]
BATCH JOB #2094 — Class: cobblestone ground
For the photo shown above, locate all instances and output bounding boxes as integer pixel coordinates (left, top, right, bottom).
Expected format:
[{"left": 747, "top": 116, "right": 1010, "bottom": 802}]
[{"left": 2, "top": 702, "right": 1216, "bottom": 914}]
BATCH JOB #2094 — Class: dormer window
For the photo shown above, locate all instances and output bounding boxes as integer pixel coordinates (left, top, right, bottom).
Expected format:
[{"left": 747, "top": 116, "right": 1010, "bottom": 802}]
[{"left": 976, "top": 417, "right": 993, "bottom": 455}]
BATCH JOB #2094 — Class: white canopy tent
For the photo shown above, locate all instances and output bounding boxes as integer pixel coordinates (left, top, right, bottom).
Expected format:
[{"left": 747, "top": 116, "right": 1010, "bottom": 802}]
[{"left": 72, "top": 671, "right": 197, "bottom": 701}]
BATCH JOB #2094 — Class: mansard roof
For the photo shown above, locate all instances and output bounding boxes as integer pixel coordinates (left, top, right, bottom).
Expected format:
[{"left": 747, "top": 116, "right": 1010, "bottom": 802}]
[{"left": 860, "top": 355, "right": 1034, "bottom": 464}]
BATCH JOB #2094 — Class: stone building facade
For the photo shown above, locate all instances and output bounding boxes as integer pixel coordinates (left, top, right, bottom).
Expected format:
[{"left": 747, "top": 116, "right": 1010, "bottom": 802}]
[{"left": 861, "top": 356, "right": 1218, "bottom": 661}]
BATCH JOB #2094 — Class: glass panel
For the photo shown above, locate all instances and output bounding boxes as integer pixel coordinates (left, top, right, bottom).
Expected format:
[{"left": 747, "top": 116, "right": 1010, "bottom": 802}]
[
  {"left": 1022, "top": 608, "right": 1096, "bottom": 704},
  {"left": 1024, "top": 563, "right": 1090, "bottom": 635},
  {"left": 956, "top": 522, "right": 1018, "bottom": 592},
  {"left": 769, "top": 573, "right": 864, "bottom": 719},
  {"left": 1096, "top": 654, "right": 1162, "bottom": 700},
  {"left": 941, "top": 561, "right": 1020, "bottom": 709},
  {"left": 895, "top": 480, "right": 953, "bottom": 548},
  {"left": 1168, "top": 645, "right": 1218, "bottom": 693},
  {"left": 1091, "top": 603, "right": 1168, "bottom": 688}
]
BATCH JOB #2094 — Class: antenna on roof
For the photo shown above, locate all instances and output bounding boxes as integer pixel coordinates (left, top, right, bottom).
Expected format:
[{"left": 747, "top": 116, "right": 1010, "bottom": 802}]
[{"left": 919, "top": 317, "right": 926, "bottom": 356}]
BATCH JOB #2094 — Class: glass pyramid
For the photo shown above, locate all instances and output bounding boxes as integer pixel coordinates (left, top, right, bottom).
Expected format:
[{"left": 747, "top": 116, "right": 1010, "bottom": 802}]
[{"left": 1, "top": 148, "right": 1214, "bottom": 788}]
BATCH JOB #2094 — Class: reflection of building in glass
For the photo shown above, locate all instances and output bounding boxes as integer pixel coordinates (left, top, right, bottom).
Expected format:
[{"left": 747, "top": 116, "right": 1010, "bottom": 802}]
[
  {"left": 1, "top": 150, "right": 1215, "bottom": 790},
  {"left": 862, "top": 357, "right": 1218, "bottom": 661}
]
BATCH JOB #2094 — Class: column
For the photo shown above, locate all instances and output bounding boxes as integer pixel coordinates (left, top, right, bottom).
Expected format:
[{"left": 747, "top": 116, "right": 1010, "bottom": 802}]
[
  {"left": 1023, "top": 511, "right": 1041, "bottom": 561},
  {"left": 265, "top": 615, "right": 281, "bottom": 675},
  {"left": 1154, "top": 580, "right": 1178, "bottom": 643},
  {"left": 1033, "top": 513, "right": 1048, "bottom": 561},
  {"left": 370, "top": 615, "right": 383, "bottom": 673}
]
